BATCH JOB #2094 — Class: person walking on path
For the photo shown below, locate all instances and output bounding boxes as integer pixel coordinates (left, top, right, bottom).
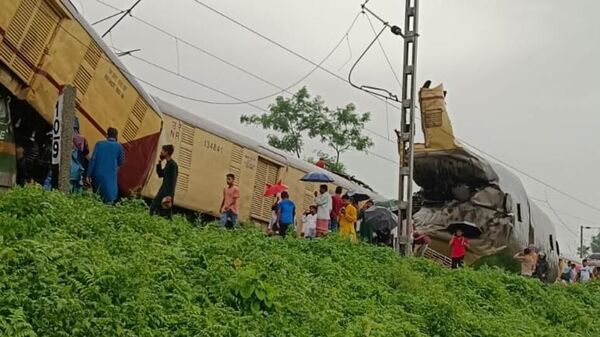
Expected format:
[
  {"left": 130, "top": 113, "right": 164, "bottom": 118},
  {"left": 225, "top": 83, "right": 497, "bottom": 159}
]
[
  {"left": 513, "top": 248, "right": 536, "bottom": 277},
  {"left": 70, "top": 116, "right": 89, "bottom": 194},
  {"left": 150, "top": 145, "right": 178, "bottom": 219},
  {"left": 314, "top": 184, "right": 332, "bottom": 237},
  {"left": 86, "top": 127, "right": 124, "bottom": 204},
  {"left": 449, "top": 229, "right": 469, "bottom": 269},
  {"left": 276, "top": 191, "right": 296, "bottom": 237},
  {"left": 219, "top": 173, "right": 240, "bottom": 228},
  {"left": 339, "top": 195, "right": 357, "bottom": 242},
  {"left": 330, "top": 186, "right": 343, "bottom": 232}
]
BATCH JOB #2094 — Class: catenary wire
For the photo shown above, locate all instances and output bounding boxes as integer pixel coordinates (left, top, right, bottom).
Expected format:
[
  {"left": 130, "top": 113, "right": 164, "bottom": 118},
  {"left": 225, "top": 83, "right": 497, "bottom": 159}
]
[
  {"left": 90, "top": 0, "right": 600, "bottom": 216},
  {"left": 93, "top": 0, "right": 363, "bottom": 105},
  {"left": 56, "top": 24, "right": 399, "bottom": 165},
  {"left": 364, "top": 12, "right": 402, "bottom": 90},
  {"left": 91, "top": 1, "right": 395, "bottom": 141}
]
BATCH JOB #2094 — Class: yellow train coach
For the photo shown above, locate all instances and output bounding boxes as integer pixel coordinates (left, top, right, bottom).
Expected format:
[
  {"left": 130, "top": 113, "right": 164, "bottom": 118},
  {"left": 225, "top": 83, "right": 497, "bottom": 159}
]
[
  {"left": 142, "top": 97, "right": 386, "bottom": 224},
  {"left": 0, "top": 0, "right": 162, "bottom": 193}
]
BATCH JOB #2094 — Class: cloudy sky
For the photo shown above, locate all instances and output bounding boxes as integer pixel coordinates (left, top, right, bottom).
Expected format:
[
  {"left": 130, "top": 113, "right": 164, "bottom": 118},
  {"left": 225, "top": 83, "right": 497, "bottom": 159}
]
[{"left": 72, "top": 0, "right": 600, "bottom": 255}]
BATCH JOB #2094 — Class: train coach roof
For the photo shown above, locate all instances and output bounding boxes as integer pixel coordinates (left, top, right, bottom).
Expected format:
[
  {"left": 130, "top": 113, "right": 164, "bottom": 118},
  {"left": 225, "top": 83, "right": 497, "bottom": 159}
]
[
  {"left": 152, "top": 96, "right": 387, "bottom": 201},
  {"left": 61, "top": 0, "right": 161, "bottom": 115}
]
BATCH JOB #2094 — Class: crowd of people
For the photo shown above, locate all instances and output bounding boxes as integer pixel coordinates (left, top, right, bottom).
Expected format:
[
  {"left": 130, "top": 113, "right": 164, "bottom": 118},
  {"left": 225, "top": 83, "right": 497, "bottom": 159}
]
[
  {"left": 267, "top": 185, "right": 365, "bottom": 241},
  {"left": 512, "top": 245, "right": 598, "bottom": 284}
]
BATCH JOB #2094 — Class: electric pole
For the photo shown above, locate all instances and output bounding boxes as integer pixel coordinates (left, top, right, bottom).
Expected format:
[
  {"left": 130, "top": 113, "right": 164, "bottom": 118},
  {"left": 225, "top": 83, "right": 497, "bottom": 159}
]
[
  {"left": 580, "top": 225, "right": 584, "bottom": 258},
  {"left": 396, "top": 0, "right": 419, "bottom": 256}
]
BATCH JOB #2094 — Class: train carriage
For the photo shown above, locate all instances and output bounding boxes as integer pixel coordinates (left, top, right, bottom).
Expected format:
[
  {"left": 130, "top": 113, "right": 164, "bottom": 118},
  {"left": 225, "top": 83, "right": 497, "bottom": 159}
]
[
  {"left": 142, "top": 97, "right": 385, "bottom": 226},
  {"left": 0, "top": 0, "right": 161, "bottom": 193}
]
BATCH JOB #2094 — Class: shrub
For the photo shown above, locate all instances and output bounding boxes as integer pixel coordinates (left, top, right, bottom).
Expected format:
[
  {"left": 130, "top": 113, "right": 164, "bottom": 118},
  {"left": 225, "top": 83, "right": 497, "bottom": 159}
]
[{"left": 0, "top": 186, "right": 598, "bottom": 336}]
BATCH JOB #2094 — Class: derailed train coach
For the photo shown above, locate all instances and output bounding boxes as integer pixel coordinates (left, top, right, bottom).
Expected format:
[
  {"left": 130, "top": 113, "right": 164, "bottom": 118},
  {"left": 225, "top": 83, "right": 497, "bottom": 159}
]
[
  {"left": 141, "top": 97, "right": 386, "bottom": 228},
  {"left": 0, "top": 0, "right": 386, "bottom": 225},
  {"left": 0, "top": 0, "right": 161, "bottom": 194},
  {"left": 412, "top": 81, "right": 561, "bottom": 280}
]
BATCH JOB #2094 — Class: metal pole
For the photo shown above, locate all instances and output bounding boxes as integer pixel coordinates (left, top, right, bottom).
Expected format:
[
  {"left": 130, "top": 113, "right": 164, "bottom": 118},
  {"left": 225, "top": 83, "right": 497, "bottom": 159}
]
[
  {"left": 396, "top": 0, "right": 419, "bottom": 256},
  {"left": 58, "top": 85, "right": 76, "bottom": 193},
  {"left": 580, "top": 225, "right": 584, "bottom": 258}
]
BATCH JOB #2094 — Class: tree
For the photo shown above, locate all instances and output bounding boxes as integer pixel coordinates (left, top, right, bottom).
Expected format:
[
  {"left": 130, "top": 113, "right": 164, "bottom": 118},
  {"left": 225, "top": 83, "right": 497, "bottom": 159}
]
[
  {"left": 578, "top": 245, "right": 591, "bottom": 257},
  {"left": 591, "top": 233, "right": 600, "bottom": 253},
  {"left": 241, "top": 87, "right": 374, "bottom": 162},
  {"left": 240, "top": 87, "right": 324, "bottom": 158},
  {"left": 318, "top": 103, "right": 374, "bottom": 164}
]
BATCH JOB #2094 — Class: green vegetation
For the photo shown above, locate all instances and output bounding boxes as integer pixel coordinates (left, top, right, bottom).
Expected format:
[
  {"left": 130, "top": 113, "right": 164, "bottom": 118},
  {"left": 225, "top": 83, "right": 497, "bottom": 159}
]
[
  {"left": 240, "top": 86, "right": 373, "bottom": 161},
  {"left": 1, "top": 186, "right": 599, "bottom": 337}
]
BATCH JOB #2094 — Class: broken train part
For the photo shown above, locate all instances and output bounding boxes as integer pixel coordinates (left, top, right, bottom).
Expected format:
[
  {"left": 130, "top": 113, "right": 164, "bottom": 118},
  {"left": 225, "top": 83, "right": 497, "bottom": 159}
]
[{"left": 412, "top": 81, "right": 560, "bottom": 280}]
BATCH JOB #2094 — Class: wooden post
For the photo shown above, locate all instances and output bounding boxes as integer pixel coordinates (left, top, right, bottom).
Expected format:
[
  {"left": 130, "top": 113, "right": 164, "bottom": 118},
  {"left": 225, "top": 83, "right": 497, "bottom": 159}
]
[{"left": 52, "top": 85, "right": 76, "bottom": 193}]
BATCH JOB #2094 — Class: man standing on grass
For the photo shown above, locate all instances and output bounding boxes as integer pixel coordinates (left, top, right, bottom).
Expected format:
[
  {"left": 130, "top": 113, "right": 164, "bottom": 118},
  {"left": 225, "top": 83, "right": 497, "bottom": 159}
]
[
  {"left": 87, "top": 127, "right": 124, "bottom": 204},
  {"left": 220, "top": 173, "right": 240, "bottom": 228},
  {"left": 314, "top": 184, "right": 332, "bottom": 237},
  {"left": 150, "top": 145, "right": 178, "bottom": 219},
  {"left": 513, "top": 248, "right": 536, "bottom": 277},
  {"left": 276, "top": 191, "right": 296, "bottom": 237},
  {"left": 449, "top": 229, "right": 469, "bottom": 269},
  {"left": 330, "top": 186, "right": 343, "bottom": 232},
  {"left": 579, "top": 259, "right": 593, "bottom": 284}
]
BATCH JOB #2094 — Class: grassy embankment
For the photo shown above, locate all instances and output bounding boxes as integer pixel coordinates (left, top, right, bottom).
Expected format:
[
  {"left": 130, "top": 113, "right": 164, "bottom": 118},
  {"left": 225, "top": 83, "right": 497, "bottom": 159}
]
[{"left": 0, "top": 186, "right": 598, "bottom": 336}]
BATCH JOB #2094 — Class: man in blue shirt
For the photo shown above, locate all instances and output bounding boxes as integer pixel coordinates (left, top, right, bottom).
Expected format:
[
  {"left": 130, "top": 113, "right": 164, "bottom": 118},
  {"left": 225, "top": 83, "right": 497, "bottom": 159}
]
[
  {"left": 86, "top": 127, "right": 124, "bottom": 204},
  {"left": 277, "top": 191, "right": 296, "bottom": 237}
]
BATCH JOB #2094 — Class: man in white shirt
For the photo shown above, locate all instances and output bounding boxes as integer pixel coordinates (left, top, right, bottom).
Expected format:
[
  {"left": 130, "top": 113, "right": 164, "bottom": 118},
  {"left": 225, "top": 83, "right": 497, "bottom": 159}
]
[
  {"left": 579, "top": 259, "right": 593, "bottom": 283},
  {"left": 314, "top": 184, "right": 332, "bottom": 237}
]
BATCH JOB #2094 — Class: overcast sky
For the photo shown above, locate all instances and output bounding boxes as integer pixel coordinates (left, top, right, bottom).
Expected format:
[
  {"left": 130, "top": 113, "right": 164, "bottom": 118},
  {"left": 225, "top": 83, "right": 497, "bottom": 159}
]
[{"left": 73, "top": 0, "right": 600, "bottom": 256}]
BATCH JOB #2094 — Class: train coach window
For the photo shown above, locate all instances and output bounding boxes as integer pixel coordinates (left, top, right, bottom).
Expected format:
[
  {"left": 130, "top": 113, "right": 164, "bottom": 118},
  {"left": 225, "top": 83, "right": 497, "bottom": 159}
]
[
  {"left": 516, "top": 203, "right": 522, "bottom": 222},
  {"left": 556, "top": 241, "right": 560, "bottom": 256},
  {"left": 549, "top": 235, "right": 554, "bottom": 251}
]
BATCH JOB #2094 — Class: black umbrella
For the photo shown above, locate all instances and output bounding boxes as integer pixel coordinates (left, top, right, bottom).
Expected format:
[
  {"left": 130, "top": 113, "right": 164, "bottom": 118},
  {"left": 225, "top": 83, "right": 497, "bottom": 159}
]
[
  {"left": 446, "top": 221, "right": 482, "bottom": 239},
  {"left": 345, "top": 191, "right": 370, "bottom": 202},
  {"left": 362, "top": 206, "right": 398, "bottom": 232}
]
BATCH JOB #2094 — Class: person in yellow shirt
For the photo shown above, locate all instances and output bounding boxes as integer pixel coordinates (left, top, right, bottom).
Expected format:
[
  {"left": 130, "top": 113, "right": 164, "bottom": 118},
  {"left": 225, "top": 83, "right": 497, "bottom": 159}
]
[{"left": 339, "top": 195, "right": 357, "bottom": 242}]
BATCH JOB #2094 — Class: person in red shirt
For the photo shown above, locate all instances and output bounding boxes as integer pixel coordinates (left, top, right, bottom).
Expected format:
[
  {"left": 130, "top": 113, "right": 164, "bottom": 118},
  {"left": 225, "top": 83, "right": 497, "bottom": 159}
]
[
  {"left": 412, "top": 225, "right": 431, "bottom": 257},
  {"left": 315, "top": 157, "right": 326, "bottom": 169},
  {"left": 330, "top": 186, "right": 343, "bottom": 231},
  {"left": 449, "top": 229, "right": 469, "bottom": 269}
]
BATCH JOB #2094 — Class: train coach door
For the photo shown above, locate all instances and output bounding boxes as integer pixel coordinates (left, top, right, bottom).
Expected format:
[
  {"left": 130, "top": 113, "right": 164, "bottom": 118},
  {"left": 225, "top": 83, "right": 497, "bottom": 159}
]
[{"left": 250, "top": 157, "right": 279, "bottom": 222}]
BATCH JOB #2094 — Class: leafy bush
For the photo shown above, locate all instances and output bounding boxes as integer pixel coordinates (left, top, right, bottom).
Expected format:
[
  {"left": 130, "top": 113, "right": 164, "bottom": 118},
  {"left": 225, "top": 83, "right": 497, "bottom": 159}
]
[{"left": 0, "top": 186, "right": 599, "bottom": 336}]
